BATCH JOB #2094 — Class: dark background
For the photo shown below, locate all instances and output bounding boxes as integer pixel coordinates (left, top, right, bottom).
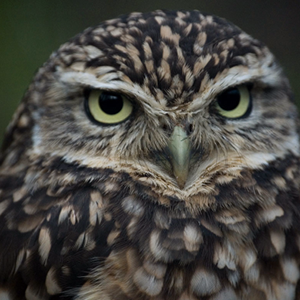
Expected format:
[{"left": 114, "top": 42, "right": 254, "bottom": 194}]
[{"left": 1, "top": 0, "right": 299, "bottom": 145}]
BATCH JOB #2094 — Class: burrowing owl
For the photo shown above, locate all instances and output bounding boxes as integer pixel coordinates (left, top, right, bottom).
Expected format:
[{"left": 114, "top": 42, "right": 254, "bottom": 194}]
[{"left": 0, "top": 9, "right": 299, "bottom": 300}]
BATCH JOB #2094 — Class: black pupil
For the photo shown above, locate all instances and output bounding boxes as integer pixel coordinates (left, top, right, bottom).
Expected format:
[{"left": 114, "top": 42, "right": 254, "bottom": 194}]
[
  {"left": 99, "top": 92, "right": 123, "bottom": 115},
  {"left": 217, "top": 88, "right": 240, "bottom": 111}
]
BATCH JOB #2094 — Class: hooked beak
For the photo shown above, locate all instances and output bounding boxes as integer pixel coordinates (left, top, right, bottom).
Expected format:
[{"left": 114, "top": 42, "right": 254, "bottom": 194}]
[{"left": 167, "top": 126, "right": 192, "bottom": 189}]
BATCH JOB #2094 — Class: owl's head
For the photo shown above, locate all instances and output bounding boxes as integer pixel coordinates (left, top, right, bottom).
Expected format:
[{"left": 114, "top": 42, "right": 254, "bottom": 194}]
[{"left": 1, "top": 10, "right": 298, "bottom": 205}]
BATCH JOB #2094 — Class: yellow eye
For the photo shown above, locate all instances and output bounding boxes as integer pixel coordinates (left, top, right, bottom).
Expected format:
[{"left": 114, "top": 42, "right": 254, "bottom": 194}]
[
  {"left": 215, "top": 85, "right": 252, "bottom": 119},
  {"left": 86, "top": 90, "right": 133, "bottom": 124}
]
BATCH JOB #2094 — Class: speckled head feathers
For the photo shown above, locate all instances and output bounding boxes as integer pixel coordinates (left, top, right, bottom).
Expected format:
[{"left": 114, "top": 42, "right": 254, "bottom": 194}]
[{"left": 46, "top": 10, "right": 274, "bottom": 103}]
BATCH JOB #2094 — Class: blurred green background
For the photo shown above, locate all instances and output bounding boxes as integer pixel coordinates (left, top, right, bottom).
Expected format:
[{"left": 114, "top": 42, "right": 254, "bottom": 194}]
[{"left": 1, "top": 0, "right": 299, "bottom": 145}]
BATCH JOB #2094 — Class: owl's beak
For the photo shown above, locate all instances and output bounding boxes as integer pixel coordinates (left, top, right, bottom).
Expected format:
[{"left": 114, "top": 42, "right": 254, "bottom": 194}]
[{"left": 167, "top": 126, "right": 192, "bottom": 189}]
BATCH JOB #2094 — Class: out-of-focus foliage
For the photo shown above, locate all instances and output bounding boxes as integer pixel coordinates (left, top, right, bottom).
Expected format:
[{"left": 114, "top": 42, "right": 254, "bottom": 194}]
[{"left": 1, "top": 0, "right": 299, "bottom": 145}]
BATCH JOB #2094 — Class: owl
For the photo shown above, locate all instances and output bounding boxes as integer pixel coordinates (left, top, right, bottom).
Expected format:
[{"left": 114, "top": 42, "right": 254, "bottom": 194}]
[{"left": 0, "top": 9, "right": 300, "bottom": 300}]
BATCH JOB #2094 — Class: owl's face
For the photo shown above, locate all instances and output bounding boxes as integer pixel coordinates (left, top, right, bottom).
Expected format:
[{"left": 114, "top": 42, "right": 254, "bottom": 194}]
[{"left": 3, "top": 10, "right": 298, "bottom": 206}]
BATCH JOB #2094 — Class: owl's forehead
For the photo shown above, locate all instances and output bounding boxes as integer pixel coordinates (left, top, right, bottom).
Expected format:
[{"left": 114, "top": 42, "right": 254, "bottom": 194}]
[{"left": 53, "top": 10, "right": 272, "bottom": 105}]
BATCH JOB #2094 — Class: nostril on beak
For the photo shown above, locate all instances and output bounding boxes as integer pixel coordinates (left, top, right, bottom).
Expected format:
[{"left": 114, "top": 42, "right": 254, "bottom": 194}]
[
  {"left": 162, "top": 124, "right": 168, "bottom": 131},
  {"left": 185, "top": 122, "right": 194, "bottom": 135}
]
